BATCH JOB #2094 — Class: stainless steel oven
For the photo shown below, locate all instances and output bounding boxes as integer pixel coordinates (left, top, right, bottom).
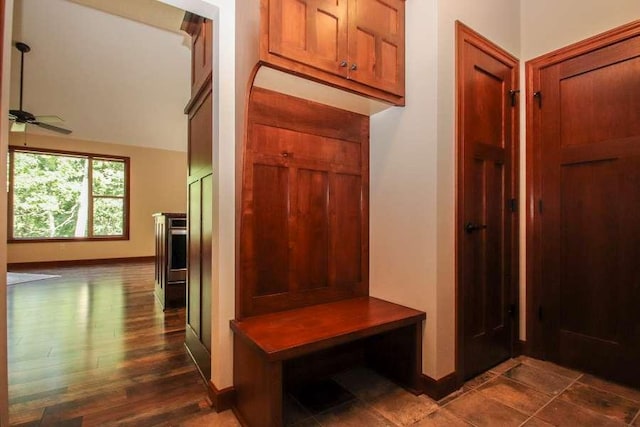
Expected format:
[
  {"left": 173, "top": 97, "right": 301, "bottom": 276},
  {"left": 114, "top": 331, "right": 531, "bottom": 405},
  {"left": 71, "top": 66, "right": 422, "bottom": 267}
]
[{"left": 167, "top": 217, "right": 187, "bottom": 283}]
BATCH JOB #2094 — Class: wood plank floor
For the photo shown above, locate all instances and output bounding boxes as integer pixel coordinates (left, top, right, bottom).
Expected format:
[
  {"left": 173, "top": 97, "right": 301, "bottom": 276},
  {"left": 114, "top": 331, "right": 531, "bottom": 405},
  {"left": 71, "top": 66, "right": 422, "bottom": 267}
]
[{"left": 7, "top": 261, "right": 237, "bottom": 426}]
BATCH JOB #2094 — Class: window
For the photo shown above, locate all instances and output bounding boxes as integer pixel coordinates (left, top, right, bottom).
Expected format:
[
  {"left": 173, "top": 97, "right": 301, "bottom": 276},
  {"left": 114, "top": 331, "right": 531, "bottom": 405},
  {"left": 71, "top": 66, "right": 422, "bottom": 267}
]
[{"left": 8, "top": 146, "right": 129, "bottom": 241}]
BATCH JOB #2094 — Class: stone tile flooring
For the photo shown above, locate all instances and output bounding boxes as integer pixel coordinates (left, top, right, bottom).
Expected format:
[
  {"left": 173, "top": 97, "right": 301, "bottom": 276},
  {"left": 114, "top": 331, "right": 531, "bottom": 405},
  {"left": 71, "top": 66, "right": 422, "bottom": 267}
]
[{"left": 218, "top": 356, "right": 640, "bottom": 426}]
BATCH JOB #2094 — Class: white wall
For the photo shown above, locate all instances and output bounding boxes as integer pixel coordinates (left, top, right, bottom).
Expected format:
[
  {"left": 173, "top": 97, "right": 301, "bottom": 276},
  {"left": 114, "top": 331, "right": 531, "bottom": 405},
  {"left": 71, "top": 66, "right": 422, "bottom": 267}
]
[
  {"left": 369, "top": 0, "right": 439, "bottom": 376},
  {"left": 371, "top": 0, "right": 520, "bottom": 380},
  {"left": 521, "top": 0, "right": 640, "bottom": 60},
  {"left": 1, "top": 0, "right": 15, "bottom": 423}
]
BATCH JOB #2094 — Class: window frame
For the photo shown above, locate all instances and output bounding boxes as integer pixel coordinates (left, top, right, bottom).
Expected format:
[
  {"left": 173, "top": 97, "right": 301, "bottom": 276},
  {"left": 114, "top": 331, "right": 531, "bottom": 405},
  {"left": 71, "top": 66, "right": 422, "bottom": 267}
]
[{"left": 7, "top": 145, "right": 130, "bottom": 243}]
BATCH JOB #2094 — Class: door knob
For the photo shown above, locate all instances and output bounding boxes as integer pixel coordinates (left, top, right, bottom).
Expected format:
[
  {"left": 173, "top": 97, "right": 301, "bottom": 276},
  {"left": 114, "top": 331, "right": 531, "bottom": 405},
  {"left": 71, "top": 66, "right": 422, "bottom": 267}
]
[
  {"left": 465, "top": 222, "right": 487, "bottom": 234},
  {"left": 350, "top": 63, "right": 358, "bottom": 71},
  {"left": 339, "top": 60, "right": 348, "bottom": 67}
]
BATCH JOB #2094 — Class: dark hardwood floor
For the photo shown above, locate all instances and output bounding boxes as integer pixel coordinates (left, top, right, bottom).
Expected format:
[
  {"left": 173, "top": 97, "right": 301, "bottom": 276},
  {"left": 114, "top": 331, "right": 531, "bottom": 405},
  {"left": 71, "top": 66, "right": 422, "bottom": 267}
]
[{"left": 7, "top": 261, "right": 230, "bottom": 426}]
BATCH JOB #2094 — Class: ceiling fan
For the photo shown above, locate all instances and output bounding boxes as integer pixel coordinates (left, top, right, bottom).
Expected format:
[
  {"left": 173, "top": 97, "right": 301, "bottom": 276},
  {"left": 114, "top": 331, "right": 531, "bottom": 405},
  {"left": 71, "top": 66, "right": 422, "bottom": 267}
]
[{"left": 9, "top": 41, "right": 72, "bottom": 135}]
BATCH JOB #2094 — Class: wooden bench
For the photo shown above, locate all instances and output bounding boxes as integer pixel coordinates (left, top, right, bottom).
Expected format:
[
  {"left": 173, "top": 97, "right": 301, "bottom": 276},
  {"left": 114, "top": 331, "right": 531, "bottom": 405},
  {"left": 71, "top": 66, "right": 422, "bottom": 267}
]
[{"left": 230, "top": 296, "right": 426, "bottom": 427}]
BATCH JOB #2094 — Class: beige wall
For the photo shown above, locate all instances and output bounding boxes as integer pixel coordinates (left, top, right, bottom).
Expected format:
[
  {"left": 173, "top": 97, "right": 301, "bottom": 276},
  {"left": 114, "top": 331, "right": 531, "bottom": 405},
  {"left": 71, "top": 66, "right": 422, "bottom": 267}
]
[{"left": 7, "top": 133, "right": 186, "bottom": 264}]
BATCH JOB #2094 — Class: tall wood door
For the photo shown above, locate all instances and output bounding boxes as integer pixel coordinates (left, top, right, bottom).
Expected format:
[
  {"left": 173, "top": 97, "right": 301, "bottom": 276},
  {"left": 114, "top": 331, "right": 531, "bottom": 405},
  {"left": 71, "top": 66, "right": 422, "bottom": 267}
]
[
  {"left": 183, "top": 15, "right": 213, "bottom": 381},
  {"left": 267, "top": 0, "right": 348, "bottom": 77},
  {"left": 536, "top": 29, "right": 640, "bottom": 387},
  {"left": 457, "top": 23, "right": 519, "bottom": 380}
]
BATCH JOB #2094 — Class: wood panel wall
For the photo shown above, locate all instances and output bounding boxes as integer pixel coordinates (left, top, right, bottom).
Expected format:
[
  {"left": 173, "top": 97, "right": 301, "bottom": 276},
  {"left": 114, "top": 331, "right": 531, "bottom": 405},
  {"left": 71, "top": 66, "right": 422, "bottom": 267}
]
[
  {"left": 182, "top": 14, "right": 213, "bottom": 380},
  {"left": 238, "top": 88, "right": 370, "bottom": 319}
]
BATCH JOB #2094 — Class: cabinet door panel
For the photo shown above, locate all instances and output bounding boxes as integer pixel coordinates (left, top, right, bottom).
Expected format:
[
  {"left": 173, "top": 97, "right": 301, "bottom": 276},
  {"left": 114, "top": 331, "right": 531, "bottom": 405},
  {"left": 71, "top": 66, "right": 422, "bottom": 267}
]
[
  {"left": 331, "top": 173, "right": 362, "bottom": 286},
  {"left": 191, "top": 19, "right": 213, "bottom": 95},
  {"left": 269, "top": 0, "right": 348, "bottom": 77},
  {"left": 295, "top": 168, "right": 330, "bottom": 291},
  {"left": 348, "top": 0, "right": 404, "bottom": 95},
  {"left": 253, "top": 164, "right": 290, "bottom": 297}
]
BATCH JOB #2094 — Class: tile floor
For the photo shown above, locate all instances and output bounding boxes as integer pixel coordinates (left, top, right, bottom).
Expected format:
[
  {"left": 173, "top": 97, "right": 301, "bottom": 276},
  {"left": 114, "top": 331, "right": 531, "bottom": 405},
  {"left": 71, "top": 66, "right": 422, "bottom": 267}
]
[{"left": 217, "top": 356, "right": 640, "bottom": 426}]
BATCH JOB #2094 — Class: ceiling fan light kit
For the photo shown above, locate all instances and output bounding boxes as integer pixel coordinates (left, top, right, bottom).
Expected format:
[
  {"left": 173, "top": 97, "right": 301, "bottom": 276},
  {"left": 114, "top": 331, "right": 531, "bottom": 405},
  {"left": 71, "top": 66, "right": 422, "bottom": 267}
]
[{"left": 9, "top": 41, "right": 72, "bottom": 135}]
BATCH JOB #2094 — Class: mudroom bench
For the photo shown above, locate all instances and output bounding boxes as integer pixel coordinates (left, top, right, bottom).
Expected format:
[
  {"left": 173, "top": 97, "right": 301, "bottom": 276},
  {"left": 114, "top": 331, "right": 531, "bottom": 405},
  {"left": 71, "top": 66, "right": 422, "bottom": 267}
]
[{"left": 230, "top": 296, "right": 426, "bottom": 427}]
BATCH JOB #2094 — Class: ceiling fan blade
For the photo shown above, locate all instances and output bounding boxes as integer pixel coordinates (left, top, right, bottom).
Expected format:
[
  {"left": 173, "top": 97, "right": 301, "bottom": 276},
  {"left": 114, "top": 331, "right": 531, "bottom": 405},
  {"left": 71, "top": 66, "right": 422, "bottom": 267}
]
[
  {"left": 11, "top": 122, "right": 26, "bottom": 132},
  {"left": 34, "top": 115, "right": 64, "bottom": 124},
  {"left": 33, "top": 122, "right": 72, "bottom": 135}
]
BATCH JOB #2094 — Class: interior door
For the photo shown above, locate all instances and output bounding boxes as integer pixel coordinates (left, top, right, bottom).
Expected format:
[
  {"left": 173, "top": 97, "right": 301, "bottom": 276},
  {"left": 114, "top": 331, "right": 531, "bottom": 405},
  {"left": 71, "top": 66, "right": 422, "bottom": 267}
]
[
  {"left": 457, "top": 23, "right": 519, "bottom": 380},
  {"left": 538, "top": 31, "right": 640, "bottom": 387}
]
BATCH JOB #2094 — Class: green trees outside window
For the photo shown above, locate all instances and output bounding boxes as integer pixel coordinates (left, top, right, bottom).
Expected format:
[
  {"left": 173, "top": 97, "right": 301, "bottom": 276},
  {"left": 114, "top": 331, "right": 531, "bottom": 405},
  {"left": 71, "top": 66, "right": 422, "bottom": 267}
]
[{"left": 8, "top": 147, "right": 129, "bottom": 241}]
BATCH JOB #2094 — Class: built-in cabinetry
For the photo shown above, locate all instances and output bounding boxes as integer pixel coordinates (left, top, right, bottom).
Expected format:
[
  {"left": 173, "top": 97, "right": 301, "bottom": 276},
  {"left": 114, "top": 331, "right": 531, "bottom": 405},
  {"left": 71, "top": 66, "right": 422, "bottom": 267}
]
[
  {"left": 239, "top": 87, "right": 370, "bottom": 318},
  {"left": 153, "top": 213, "right": 187, "bottom": 310},
  {"left": 182, "top": 12, "right": 213, "bottom": 381},
  {"left": 261, "top": 0, "right": 405, "bottom": 105}
]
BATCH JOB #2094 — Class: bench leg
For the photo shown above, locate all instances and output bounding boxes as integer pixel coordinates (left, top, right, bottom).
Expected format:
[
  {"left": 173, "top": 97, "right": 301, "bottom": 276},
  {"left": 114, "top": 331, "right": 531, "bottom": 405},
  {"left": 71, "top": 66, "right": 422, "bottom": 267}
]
[
  {"left": 233, "top": 336, "right": 283, "bottom": 427},
  {"left": 366, "top": 323, "right": 423, "bottom": 394}
]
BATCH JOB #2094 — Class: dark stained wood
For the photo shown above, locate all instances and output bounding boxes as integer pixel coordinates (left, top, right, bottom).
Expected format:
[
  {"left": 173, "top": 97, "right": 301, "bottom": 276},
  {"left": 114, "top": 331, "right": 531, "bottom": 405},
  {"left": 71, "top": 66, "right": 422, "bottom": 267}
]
[
  {"left": 233, "top": 335, "right": 283, "bottom": 427},
  {"left": 527, "top": 20, "right": 640, "bottom": 387},
  {"left": 207, "top": 382, "right": 235, "bottom": 413},
  {"left": 7, "top": 262, "right": 227, "bottom": 426},
  {"left": 7, "top": 256, "right": 154, "bottom": 270},
  {"left": 526, "top": 20, "right": 640, "bottom": 361},
  {"left": 260, "top": 0, "right": 406, "bottom": 105},
  {"left": 231, "top": 297, "right": 425, "bottom": 427},
  {"left": 456, "top": 22, "right": 519, "bottom": 381},
  {"left": 252, "top": 164, "right": 290, "bottom": 297},
  {"left": 231, "top": 297, "right": 424, "bottom": 361},
  {"left": 422, "top": 372, "right": 460, "bottom": 401},
  {"left": 182, "top": 14, "right": 213, "bottom": 98},
  {"left": 239, "top": 87, "right": 369, "bottom": 319},
  {"left": 184, "top": 17, "right": 214, "bottom": 382}
]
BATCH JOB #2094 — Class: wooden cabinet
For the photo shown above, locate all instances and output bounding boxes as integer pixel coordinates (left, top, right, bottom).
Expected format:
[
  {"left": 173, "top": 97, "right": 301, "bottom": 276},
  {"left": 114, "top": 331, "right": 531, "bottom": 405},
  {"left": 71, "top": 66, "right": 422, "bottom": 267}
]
[
  {"left": 262, "top": 0, "right": 405, "bottom": 104},
  {"left": 182, "top": 12, "right": 213, "bottom": 381},
  {"left": 239, "top": 87, "right": 370, "bottom": 318}
]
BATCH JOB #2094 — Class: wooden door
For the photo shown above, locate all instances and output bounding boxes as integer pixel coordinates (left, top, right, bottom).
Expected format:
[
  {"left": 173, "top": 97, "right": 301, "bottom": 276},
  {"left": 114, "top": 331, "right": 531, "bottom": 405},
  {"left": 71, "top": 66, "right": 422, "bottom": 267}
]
[
  {"left": 457, "top": 23, "right": 519, "bottom": 380},
  {"left": 348, "top": 0, "right": 404, "bottom": 96},
  {"left": 267, "top": 0, "right": 348, "bottom": 77},
  {"left": 535, "top": 27, "right": 640, "bottom": 386},
  {"left": 182, "top": 15, "right": 213, "bottom": 380}
]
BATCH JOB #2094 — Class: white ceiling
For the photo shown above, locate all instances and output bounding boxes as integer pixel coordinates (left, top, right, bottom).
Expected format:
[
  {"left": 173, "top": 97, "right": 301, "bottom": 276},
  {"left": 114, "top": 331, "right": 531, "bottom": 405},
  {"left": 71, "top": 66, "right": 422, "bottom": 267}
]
[{"left": 10, "top": 0, "right": 191, "bottom": 152}]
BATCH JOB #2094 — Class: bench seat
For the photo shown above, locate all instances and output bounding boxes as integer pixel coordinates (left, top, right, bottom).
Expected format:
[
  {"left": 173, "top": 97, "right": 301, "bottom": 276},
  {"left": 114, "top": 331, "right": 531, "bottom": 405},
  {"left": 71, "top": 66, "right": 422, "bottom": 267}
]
[{"left": 231, "top": 296, "right": 426, "bottom": 427}]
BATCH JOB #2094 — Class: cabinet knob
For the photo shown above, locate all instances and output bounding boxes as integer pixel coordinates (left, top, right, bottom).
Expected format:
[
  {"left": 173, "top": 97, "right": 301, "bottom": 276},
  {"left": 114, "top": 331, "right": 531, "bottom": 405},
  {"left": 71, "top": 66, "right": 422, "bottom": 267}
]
[
  {"left": 350, "top": 63, "right": 358, "bottom": 71},
  {"left": 339, "top": 60, "right": 348, "bottom": 67}
]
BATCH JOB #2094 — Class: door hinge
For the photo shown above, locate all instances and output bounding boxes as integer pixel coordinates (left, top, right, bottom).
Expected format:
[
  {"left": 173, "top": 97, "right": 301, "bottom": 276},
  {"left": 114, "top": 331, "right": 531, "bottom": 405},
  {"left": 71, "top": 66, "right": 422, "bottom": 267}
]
[
  {"left": 509, "top": 89, "right": 520, "bottom": 107},
  {"left": 508, "top": 303, "right": 517, "bottom": 318},
  {"left": 533, "top": 91, "right": 543, "bottom": 108},
  {"left": 509, "top": 198, "right": 517, "bottom": 213},
  {"left": 538, "top": 199, "right": 543, "bottom": 213},
  {"left": 538, "top": 306, "right": 543, "bottom": 321}
]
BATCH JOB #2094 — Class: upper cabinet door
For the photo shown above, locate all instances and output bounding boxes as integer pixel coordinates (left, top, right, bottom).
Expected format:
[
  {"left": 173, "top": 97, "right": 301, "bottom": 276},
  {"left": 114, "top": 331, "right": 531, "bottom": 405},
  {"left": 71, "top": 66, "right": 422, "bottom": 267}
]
[
  {"left": 268, "top": 0, "right": 349, "bottom": 77},
  {"left": 347, "top": 0, "right": 404, "bottom": 96}
]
